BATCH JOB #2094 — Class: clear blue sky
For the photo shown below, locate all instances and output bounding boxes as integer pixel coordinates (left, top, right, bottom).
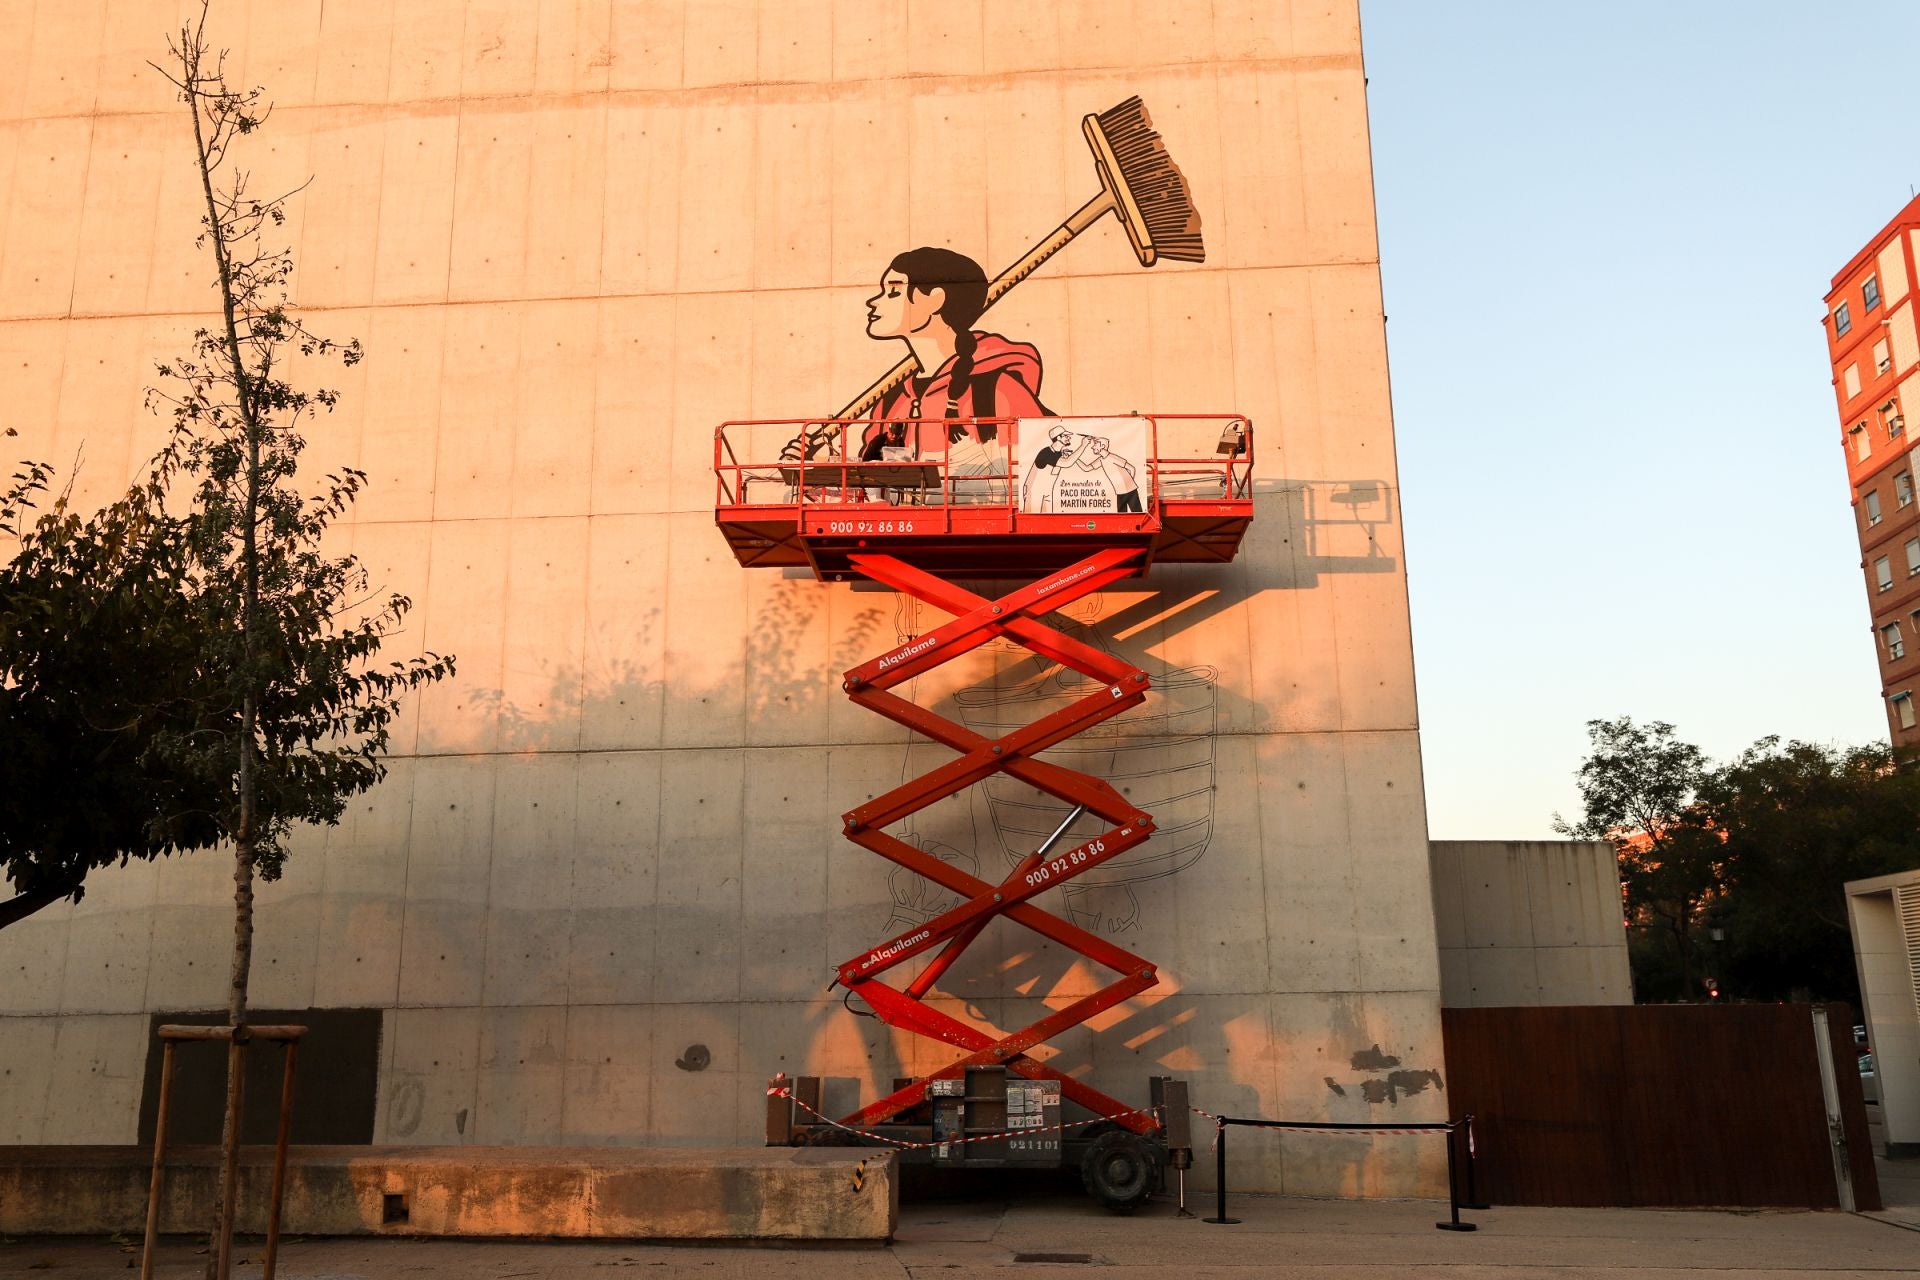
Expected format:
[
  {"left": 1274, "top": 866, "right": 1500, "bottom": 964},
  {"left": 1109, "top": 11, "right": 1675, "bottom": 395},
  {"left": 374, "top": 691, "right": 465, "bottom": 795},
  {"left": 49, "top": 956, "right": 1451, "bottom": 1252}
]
[{"left": 1360, "top": 2, "right": 1917, "bottom": 838}]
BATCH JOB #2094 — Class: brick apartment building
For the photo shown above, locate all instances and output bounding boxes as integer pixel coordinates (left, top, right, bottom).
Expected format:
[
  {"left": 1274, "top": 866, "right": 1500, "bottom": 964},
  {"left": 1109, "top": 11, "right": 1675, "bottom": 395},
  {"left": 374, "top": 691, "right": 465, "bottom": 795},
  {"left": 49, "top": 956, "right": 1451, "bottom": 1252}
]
[{"left": 1827, "top": 193, "right": 1920, "bottom": 745}]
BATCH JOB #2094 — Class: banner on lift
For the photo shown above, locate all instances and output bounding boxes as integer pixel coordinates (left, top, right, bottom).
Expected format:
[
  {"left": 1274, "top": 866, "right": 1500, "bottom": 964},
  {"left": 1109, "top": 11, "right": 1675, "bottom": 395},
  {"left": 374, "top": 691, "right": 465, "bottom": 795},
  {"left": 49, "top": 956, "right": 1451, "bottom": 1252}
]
[{"left": 1015, "top": 417, "right": 1147, "bottom": 515}]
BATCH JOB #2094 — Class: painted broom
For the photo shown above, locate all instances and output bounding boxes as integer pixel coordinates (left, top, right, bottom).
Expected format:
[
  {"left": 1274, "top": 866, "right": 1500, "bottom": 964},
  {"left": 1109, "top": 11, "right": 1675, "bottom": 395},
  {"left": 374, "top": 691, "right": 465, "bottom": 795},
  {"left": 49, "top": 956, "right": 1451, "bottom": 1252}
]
[{"left": 787, "top": 96, "right": 1204, "bottom": 460}]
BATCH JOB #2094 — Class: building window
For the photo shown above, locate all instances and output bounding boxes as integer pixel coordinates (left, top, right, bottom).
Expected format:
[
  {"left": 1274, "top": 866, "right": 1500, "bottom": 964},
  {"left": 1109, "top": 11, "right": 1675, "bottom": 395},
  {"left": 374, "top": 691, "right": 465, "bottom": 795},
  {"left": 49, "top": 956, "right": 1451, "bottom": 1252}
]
[
  {"left": 1845, "top": 363, "right": 1862, "bottom": 398},
  {"left": 1876, "top": 338, "right": 1893, "bottom": 374},
  {"left": 1884, "top": 400, "right": 1904, "bottom": 437},
  {"left": 1906, "top": 538, "right": 1920, "bottom": 575},
  {"left": 1854, "top": 423, "right": 1872, "bottom": 460},
  {"left": 1895, "top": 691, "right": 1916, "bottom": 730},
  {"left": 1900, "top": 472, "right": 1914, "bottom": 508},
  {"left": 1886, "top": 623, "right": 1906, "bottom": 659},
  {"left": 1867, "top": 490, "right": 1884, "bottom": 525},
  {"left": 1866, "top": 276, "right": 1882, "bottom": 312},
  {"left": 1877, "top": 555, "right": 1894, "bottom": 591},
  {"left": 1837, "top": 300, "right": 1854, "bottom": 335}
]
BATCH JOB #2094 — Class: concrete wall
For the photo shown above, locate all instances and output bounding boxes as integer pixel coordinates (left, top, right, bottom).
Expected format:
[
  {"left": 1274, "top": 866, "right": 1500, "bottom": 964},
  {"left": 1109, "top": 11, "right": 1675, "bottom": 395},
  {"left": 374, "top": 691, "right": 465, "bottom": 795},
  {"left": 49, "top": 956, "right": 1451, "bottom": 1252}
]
[
  {"left": 1847, "top": 870, "right": 1920, "bottom": 1156},
  {"left": 1429, "top": 841, "right": 1633, "bottom": 1008},
  {"left": 0, "top": 0, "right": 1442, "bottom": 1195}
]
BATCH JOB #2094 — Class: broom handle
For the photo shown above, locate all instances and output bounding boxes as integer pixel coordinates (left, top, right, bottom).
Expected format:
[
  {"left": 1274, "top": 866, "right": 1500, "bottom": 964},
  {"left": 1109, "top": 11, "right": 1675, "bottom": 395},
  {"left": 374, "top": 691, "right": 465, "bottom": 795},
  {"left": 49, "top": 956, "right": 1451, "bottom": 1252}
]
[{"left": 828, "top": 188, "right": 1118, "bottom": 420}]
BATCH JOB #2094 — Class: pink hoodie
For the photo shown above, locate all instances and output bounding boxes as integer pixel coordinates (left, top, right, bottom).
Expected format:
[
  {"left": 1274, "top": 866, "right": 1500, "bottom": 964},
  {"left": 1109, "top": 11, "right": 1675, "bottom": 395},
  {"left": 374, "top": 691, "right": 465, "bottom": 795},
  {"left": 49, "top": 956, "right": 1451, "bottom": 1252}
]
[{"left": 863, "top": 332, "right": 1046, "bottom": 455}]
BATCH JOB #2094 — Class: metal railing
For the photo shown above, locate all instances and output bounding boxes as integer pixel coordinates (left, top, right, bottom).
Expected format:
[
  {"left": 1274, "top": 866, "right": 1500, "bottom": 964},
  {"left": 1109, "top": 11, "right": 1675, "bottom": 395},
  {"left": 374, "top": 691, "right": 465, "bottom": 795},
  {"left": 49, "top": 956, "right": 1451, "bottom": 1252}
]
[{"left": 714, "top": 415, "right": 1254, "bottom": 512}]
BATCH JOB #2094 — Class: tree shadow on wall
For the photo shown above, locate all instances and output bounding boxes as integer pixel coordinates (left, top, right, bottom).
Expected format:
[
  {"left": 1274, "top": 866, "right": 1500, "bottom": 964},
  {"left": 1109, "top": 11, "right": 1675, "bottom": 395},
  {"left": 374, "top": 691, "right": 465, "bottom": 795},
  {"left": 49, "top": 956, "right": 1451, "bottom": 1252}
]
[{"left": 464, "top": 587, "right": 889, "bottom": 752}]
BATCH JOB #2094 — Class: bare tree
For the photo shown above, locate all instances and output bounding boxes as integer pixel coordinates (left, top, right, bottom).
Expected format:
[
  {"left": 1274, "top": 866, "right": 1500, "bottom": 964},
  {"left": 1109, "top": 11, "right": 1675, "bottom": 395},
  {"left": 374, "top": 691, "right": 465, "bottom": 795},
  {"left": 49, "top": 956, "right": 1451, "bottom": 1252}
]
[{"left": 150, "top": 7, "right": 453, "bottom": 1273}]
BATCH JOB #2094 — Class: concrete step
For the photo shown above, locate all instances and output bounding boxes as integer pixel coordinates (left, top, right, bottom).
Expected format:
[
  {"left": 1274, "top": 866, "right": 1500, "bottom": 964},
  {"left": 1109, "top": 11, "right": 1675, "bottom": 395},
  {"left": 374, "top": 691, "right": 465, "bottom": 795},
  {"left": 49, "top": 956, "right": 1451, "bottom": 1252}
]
[{"left": 0, "top": 1144, "right": 896, "bottom": 1242}]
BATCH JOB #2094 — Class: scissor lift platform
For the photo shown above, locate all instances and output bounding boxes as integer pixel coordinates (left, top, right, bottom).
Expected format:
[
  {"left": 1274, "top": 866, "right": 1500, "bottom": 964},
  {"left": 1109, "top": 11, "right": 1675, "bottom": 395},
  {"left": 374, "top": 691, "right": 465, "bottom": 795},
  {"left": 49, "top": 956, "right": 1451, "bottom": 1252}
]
[
  {"left": 716, "top": 414, "right": 1252, "bottom": 1210},
  {"left": 713, "top": 415, "right": 1253, "bottom": 580}
]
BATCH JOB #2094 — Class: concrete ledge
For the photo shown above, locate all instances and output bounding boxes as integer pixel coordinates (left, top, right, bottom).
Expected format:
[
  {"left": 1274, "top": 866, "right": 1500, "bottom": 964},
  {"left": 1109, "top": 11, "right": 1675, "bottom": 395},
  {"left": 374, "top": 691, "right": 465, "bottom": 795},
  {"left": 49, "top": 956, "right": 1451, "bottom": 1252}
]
[{"left": 0, "top": 1145, "right": 897, "bottom": 1242}]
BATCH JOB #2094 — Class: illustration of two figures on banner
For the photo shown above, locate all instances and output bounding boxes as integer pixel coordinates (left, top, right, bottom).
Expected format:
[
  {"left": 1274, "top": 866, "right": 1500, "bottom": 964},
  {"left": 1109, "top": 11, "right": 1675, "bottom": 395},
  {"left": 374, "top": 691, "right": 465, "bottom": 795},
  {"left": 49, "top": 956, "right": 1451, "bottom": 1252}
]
[
  {"left": 884, "top": 591, "right": 1219, "bottom": 937},
  {"left": 1019, "top": 421, "right": 1148, "bottom": 514}
]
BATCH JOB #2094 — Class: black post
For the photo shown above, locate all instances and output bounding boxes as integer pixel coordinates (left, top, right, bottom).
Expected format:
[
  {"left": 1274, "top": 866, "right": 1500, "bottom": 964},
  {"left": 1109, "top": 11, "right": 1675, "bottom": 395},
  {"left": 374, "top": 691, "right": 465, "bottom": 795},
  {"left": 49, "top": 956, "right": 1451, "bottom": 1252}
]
[
  {"left": 1203, "top": 1121, "right": 1239, "bottom": 1224},
  {"left": 1461, "top": 1114, "right": 1489, "bottom": 1210},
  {"left": 1435, "top": 1122, "right": 1477, "bottom": 1231}
]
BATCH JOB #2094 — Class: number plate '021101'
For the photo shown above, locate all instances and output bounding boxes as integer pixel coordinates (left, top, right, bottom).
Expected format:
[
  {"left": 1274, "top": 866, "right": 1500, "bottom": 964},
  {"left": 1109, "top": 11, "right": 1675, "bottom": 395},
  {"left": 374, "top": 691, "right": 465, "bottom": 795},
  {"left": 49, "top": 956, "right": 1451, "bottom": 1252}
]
[{"left": 812, "top": 520, "right": 918, "bottom": 535}]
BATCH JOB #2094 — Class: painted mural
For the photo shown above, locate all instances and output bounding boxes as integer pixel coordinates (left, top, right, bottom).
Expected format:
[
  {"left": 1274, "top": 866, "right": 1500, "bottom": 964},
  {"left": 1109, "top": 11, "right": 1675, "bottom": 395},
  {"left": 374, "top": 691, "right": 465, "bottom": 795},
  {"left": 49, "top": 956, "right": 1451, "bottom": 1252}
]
[{"left": 782, "top": 95, "right": 1201, "bottom": 465}]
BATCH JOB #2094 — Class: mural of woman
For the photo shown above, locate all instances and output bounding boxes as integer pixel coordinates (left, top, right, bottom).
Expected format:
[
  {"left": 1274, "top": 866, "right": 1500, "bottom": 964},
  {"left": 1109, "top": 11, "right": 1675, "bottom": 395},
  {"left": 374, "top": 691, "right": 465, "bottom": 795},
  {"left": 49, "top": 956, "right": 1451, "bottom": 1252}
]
[{"left": 861, "top": 247, "right": 1049, "bottom": 495}]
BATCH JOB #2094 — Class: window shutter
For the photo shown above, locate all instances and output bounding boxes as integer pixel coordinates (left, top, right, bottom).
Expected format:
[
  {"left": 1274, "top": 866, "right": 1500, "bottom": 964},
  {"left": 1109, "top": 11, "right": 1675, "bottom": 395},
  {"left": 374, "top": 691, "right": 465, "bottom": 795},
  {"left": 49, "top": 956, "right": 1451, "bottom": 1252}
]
[{"left": 1898, "top": 883, "right": 1920, "bottom": 1023}]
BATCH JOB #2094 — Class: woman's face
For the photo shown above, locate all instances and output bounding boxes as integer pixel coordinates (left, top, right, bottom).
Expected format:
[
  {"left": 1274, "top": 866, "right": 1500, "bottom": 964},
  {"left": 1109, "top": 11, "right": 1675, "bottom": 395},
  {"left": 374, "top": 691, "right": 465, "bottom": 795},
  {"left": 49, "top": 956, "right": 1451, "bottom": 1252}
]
[{"left": 866, "top": 272, "right": 945, "bottom": 340}]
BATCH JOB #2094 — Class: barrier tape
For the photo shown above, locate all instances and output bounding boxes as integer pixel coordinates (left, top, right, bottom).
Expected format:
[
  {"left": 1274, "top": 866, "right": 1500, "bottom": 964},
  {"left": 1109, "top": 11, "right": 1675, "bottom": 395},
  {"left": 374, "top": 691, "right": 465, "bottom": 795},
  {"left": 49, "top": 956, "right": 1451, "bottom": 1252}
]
[
  {"left": 769, "top": 1083, "right": 1162, "bottom": 1151},
  {"left": 770, "top": 1086, "right": 1458, "bottom": 1156},
  {"left": 1189, "top": 1104, "right": 1459, "bottom": 1139},
  {"left": 1193, "top": 1109, "right": 1483, "bottom": 1232}
]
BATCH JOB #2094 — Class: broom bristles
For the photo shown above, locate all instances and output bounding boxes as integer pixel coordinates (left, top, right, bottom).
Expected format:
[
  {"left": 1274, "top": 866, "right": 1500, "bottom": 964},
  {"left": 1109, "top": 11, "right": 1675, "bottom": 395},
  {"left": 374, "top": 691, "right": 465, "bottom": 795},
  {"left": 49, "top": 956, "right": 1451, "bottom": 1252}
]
[{"left": 1095, "top": 96, "right": 1205, "bottom": 264}]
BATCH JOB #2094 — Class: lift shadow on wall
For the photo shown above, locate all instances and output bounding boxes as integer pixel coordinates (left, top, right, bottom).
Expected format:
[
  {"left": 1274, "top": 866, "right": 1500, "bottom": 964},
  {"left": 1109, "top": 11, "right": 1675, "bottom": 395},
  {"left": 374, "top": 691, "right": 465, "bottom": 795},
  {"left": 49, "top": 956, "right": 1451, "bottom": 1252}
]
[{"left": 449, "top": 471, "right": 1403, "bottom": 1123}]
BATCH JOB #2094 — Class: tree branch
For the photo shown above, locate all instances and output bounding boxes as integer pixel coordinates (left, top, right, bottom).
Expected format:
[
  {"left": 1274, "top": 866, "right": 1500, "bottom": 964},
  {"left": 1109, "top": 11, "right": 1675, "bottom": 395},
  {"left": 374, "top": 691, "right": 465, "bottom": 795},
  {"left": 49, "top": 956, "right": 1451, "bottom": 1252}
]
[{"left": 0, "top": 881, "right": 78, "bottom": 931}]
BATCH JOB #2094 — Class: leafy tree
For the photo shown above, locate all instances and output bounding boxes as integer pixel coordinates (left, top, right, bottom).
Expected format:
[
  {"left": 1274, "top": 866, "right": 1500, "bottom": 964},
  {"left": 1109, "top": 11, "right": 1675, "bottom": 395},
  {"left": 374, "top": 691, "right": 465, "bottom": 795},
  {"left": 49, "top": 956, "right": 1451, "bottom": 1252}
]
[
  {"left": 1697, "top": 738, "right": 1920, "bottom": 1004},
  {"left": 1554, "top": 717, "right": 1721, "bottom": 1001},
  {"left": 1557, "top": 719, "right": 1920, "bottom": 1005},
  {"left": 0, "top": 448, "right": 221, "bottom": 930}
]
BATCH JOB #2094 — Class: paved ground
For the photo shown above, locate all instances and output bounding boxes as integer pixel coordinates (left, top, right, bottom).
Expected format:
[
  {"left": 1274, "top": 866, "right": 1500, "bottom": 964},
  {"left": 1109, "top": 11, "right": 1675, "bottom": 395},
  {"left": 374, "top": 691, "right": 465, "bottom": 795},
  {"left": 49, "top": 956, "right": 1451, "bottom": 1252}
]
[
  {"left": 5, "top": 1188, "right": 1918, "bottom": 1279},
  {"left": 1868, "top": 1100, "right": 1920, "bottom": 1233},
  {"left": 8, "top": 1114, "right": 1915, "bottom": 1279}
]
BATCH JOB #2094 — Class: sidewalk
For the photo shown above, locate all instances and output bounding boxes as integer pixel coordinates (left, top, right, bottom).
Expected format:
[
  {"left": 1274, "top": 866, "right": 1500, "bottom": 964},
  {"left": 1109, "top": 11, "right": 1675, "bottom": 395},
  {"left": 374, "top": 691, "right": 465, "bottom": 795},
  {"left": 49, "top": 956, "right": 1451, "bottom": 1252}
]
[
  {"left": 1867, "top": 1097, "right": 1920, "bottom": 1231},
  {"left": 6, "top": 1190, "right": 1918, "bottom": 1278},
  {"left": 1873, "top": 1147, "right": 1920, "bottom": 1231}
]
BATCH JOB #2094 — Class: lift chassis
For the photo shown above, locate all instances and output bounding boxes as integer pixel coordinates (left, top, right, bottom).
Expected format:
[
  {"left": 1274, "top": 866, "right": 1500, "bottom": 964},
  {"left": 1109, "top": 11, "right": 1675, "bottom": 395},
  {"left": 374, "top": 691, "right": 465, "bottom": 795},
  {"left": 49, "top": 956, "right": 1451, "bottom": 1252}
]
[{"left": 768, "top": 1068, "right": 1194, "bottom": 1211}]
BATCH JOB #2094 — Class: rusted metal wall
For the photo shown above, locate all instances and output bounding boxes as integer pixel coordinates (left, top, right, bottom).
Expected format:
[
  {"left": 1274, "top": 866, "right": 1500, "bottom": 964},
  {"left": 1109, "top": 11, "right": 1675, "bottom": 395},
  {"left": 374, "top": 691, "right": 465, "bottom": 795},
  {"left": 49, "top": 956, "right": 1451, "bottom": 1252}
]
[{"left": 1441, "top": 1005, "right": 1880, "bottom": 1209}]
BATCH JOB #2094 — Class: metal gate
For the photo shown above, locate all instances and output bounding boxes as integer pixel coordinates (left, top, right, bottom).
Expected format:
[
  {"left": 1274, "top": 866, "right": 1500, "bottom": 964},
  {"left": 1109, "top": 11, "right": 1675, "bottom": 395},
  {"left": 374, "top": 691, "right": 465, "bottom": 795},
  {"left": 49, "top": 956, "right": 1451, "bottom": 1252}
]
[{"left": 1440, "top": 1004, "right": 1880, "bottom": 1208}]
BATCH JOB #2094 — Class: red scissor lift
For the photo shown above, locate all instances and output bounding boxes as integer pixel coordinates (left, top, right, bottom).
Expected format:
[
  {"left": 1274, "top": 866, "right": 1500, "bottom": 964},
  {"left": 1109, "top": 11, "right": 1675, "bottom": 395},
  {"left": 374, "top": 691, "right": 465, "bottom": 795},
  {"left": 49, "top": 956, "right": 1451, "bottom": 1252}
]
[{"left": 716, "top": 415, "right": 1254, "bottom": 1209}]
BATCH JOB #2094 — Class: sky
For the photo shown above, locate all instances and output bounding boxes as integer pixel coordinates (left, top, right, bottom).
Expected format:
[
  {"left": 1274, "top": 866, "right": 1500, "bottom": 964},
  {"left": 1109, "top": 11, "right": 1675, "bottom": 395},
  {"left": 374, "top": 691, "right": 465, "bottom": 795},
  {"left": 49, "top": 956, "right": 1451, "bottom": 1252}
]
[{"left": 1358, "top": 2, "right": 1918, "bottom": 838}]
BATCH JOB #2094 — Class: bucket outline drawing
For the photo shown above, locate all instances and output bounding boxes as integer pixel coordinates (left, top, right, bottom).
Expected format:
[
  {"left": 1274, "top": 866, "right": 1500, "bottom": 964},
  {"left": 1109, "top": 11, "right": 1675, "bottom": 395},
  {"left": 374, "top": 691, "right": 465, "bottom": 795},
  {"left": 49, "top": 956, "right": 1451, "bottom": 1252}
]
[
  {"left": 878, "top": 592, "right": 1218, "bottom": 936},
  {"left": 953, "top": 660, "right": 1217, "bottom": 933}
]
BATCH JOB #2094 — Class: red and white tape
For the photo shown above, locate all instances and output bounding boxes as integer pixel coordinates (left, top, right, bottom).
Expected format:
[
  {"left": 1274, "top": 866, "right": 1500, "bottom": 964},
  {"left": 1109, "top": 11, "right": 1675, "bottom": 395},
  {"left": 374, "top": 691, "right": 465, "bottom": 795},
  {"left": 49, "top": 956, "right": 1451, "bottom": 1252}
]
[{"left": 770, "top": 1087, "right": 1453, "bottom": 1153}]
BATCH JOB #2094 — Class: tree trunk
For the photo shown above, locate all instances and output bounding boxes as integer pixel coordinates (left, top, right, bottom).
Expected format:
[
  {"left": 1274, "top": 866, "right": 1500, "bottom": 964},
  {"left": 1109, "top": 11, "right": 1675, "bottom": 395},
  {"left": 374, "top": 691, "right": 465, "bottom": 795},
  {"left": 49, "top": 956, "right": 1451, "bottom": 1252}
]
[
  {"left": 177, "top": 11, "right": 266, "bottom": 1273},
  {"left": 213, "top": 794, "right": 254, "bottom": 1279},
  {"left": 1677, "top": 913, "right": 1693, "bottom": 1001}
]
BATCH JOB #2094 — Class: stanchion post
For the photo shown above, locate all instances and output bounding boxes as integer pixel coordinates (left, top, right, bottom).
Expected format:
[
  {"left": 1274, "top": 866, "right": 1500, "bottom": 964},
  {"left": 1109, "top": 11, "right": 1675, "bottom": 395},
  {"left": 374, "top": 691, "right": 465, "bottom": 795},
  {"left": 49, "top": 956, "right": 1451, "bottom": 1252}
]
[
  {"left": 139, "top": 1040, "right": 177, "bottom": 1280},
  {"left": 1435, "top": 1122, "right": 1477, "bottom": 1232},
  {"left": 1203, "top": 1120, "right": 1240, "bottom": 1225},
  {"left": 214, "top": 1033, "right": 249, "bottom": 1279},
  {"left": 262, "top": 1036, "right": 299, "bottom": 1280},
  {"left": 1461, "top": 1113, "right": 1489, "bottom": 1211}
]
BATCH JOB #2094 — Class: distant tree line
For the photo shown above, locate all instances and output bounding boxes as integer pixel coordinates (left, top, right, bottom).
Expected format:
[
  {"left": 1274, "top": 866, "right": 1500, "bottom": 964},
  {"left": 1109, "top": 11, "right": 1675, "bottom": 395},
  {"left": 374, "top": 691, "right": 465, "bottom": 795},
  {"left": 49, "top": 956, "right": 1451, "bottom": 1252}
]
[{"left": 1554, "top": 716, "right": 1920, "bottom": 1006}]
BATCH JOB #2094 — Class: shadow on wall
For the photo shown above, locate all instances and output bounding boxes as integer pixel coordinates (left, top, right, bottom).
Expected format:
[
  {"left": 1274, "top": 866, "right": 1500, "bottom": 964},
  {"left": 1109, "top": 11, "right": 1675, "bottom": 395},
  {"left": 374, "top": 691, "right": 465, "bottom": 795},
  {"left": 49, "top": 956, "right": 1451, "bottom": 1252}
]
[
  {"left": 1250, "top": 477, "right": 1398, "bottom": 588},
  {"left": 432, "top": 479, "right": 1406, "bottom": 1134},
  {"left": 470, "top": 589, "right": 893, "bottom": 749},
  {"left": 883, "top": 588, "right": 1247, "bottom": 940},
  {"left": 459, "top": 473, "right": 1397, "bottom": 754}
]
